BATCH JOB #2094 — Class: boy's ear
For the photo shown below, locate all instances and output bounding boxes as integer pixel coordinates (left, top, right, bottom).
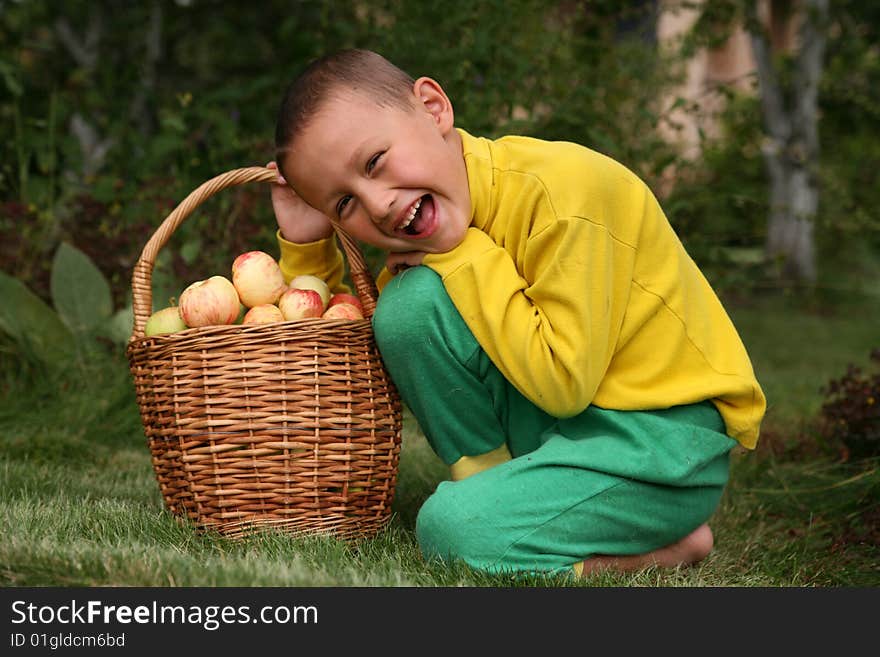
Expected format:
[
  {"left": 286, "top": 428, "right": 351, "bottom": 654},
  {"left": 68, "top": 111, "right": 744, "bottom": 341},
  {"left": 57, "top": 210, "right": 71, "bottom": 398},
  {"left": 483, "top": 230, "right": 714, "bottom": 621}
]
[{"left": 412, "top": 77, "right": 454, "bottom": 135}]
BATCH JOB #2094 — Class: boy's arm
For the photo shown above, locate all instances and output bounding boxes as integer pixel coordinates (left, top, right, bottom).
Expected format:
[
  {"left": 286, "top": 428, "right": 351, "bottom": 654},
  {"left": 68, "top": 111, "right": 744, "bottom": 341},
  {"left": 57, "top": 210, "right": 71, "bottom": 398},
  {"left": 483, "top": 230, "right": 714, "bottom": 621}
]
[
  {"left": 422, "top": 223, "right": 620, "bottom": 418},
  {"left": 268, "top": 160, "right": 351, "bottom": 293},
  {"left": 276, "top": 231, "right": 350, "bottom": 293},
  {"left": 276, "top": 231, "right": 398, "bottom": 295},
  {"left": 269, "top": 160, "right": 334, "bottom": 245}
]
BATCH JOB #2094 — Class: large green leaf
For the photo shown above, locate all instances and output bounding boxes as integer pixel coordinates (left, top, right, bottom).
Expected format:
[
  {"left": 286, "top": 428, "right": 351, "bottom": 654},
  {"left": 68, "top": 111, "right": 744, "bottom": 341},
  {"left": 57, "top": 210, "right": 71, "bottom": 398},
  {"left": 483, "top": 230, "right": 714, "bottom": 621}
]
[
  {"left": 50, "top": 242, "right": 113, "bottom": 334},
  {"left": 0, "top": 270, "right": 74, "bottom": 362},
  {"left": 104, "top": 305, "right": 134, "bottom": 345}
]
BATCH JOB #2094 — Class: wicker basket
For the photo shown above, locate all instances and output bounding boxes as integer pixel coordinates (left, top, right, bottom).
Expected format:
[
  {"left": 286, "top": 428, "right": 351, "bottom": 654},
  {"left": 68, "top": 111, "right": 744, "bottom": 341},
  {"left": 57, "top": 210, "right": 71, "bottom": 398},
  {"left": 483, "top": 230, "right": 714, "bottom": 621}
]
[{"left": 126, "top": 167, "right": 402, "bottom": 540}]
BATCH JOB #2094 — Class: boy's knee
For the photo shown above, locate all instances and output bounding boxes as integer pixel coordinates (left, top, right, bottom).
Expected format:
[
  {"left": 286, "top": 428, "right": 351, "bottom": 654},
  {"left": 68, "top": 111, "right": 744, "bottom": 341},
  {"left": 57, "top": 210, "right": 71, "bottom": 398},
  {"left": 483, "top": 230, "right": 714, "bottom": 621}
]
[
  {"left": 415, "top": 481, "right": 505, "bottom": 570},
  {"left": 372, "top": 266, "right": 449, "bottom": 356}
]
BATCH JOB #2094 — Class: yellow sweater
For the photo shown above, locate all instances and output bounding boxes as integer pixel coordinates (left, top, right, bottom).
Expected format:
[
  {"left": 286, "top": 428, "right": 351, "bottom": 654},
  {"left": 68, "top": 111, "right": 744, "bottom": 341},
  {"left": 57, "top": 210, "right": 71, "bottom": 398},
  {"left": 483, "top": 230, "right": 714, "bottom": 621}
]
[{"left": 278, "top": 129, "right": 766, "bottom": 448}]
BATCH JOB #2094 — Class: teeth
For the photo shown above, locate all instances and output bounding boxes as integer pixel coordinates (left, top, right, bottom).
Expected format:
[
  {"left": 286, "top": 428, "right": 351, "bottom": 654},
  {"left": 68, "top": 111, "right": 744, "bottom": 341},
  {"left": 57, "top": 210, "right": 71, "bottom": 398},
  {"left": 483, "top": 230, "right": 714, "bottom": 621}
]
[{"left": 400, "top": 197, "right": 422, "bottom": 230}]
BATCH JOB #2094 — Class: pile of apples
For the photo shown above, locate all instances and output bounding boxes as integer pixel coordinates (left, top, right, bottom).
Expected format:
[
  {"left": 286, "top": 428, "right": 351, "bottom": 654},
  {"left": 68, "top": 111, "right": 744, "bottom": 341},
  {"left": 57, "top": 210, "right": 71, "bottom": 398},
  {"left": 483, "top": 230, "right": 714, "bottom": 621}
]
[{"left": 143, "top": 250, "right": 364, "bottom": 337}]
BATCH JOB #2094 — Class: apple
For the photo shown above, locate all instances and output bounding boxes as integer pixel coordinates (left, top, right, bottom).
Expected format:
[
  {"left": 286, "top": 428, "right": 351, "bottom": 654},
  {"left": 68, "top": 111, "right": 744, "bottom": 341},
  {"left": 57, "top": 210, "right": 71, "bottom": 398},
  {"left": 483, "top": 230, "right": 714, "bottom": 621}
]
[
  {"left": 242, "top": 303, "right": 284, "bottom": 325},
  {"left": 327, "top": 292, "right": 363, "bottom": 314},
  {"left": 178, "top": 275, "right": 240, "bottom": 327},
  {"left": 278, "top": 288, "right": 324, "bottom": 320},
  {"left": 322, "top": 302, "right": 364, "bottom": 320},
  {"left": 289, "top": 274, "right": 330, "bottom": 309},
  {"left": 232, "top": 250, "right": 288, "bottom": 307},
  {"left": 144, "top": 306, "right": 188, "bottom": 336}
]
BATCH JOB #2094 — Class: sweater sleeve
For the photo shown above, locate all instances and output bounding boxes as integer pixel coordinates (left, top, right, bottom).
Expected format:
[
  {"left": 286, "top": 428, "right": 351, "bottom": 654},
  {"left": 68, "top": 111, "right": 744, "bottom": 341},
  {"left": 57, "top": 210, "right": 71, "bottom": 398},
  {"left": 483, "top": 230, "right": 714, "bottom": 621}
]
[
  {"left": 276, "top": 229, "right": 399, "bottom": 296},
  {"left": 276, "top": 229, "right": 350, "bottom": 294},
  {"left": 422, "top": 223, "right": 620, "bottom": 418}
]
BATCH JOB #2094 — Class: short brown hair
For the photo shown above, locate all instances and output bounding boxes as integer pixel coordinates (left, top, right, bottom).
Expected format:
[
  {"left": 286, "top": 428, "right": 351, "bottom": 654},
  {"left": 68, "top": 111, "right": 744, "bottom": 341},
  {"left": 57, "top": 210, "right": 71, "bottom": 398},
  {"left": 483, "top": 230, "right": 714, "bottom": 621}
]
[{"left": 274, "top": 49, "right": 415, "bottom": 176}]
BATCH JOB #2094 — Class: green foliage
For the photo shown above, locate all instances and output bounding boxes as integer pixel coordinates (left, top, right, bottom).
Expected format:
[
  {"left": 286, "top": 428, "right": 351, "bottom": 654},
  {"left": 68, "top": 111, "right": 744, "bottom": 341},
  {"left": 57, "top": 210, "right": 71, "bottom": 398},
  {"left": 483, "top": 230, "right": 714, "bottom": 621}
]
[
  {"left": 0, "top": 243, "right": 131, "bottom": 386},
  {"left": 49, "top": 242, "right": 133, "bottom": 349},
  {"left": 719, "top": 454, "right": 879, "bottom": 585},
  {"left": 726, "top": 290, "right": 880, "bottom": 439},
  {"left": 815, "top": 0, "right": 880, "bottom": 292},
  {"left": 669, "top": 0, "right": 880, "bottom": 292},
  {"left": 0, "top": 1, "right": 877, "bottom": 300},
  {"left": 0, "top": 0, "right": 679, "bottom": 284},
  {"left": 51, "top": 242, "right": 113, "bottom": 336},
  {"left": 0, "top": 271, "right": 74, "bottom": 381},
  {"left": 527, "top": 4, "right": 683, "bottom": 184},
  {"left": 48, "top": 241, "right": 134, "bottom": 346},
  {"left": 662, "top": 92, "right": 770, "bottom": 292},
  {"left": 823, "top": 0, "right": 880, "bottom": 128}
]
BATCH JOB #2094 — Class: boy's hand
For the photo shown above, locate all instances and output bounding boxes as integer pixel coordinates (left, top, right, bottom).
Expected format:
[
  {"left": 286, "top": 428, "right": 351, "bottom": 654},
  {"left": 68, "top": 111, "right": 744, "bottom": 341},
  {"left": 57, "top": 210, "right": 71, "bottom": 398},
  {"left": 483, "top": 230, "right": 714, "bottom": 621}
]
[
  {"left": 267, "top": 161, "right": 334, "bottom": 243},
  {"left": 385, "top": 251, "right": 426, "bottom": 275}
]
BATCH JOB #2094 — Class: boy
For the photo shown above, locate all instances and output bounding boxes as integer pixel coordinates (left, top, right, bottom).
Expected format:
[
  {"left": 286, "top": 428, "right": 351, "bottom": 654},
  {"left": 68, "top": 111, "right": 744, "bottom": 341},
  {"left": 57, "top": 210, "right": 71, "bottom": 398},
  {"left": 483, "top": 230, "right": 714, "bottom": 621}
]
[{"left": 270, "top": 49, "right": 766, "bottom": 577}]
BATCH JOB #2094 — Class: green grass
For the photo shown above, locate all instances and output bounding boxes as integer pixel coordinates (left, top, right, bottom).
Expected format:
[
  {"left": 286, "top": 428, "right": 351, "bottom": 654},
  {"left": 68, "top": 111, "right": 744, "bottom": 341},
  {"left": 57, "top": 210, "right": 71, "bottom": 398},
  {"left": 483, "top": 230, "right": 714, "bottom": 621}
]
[
  {"left": 728, "top": 290, "right": 880, "bottom": 434},
  {"left": 1, "top": 290, "right": 878, "bottom": 587}
]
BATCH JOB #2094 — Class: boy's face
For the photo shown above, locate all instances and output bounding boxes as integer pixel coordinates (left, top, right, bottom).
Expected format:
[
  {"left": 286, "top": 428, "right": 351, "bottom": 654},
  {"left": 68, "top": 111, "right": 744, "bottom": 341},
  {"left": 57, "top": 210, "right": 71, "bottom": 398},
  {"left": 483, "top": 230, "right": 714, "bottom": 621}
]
[{"left": 283, "top": 81, "right": 471, "bottom": 255}]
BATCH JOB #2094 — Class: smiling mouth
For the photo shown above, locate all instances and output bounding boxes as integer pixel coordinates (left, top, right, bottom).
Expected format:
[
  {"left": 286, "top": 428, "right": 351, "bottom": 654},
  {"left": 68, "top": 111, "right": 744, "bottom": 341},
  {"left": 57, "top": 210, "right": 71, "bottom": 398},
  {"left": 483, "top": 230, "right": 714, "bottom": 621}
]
[{"left": 396, "top": 194, "right": 431, "bottom": 237}]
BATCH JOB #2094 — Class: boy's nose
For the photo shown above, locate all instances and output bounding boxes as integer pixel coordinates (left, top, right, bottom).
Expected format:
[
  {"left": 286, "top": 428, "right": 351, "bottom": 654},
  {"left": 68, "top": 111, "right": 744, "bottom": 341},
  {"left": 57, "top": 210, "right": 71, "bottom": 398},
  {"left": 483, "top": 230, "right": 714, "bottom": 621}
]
[{"left": 361, "top": 184, "right": 393, "bottom": 224}]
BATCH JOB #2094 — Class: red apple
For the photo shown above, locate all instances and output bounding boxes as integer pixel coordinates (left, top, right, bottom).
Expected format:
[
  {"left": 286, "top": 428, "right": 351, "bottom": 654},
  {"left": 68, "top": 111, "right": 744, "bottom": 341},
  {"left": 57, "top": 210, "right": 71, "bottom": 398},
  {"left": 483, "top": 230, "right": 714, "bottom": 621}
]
[
  {"left": 178, "top": 275, "right": 240, "bottom": 327},
  {"left": 322, "top": 302, "right": 364, "bottom": 320},
  {"left": 327, "top": 292, "right": 363, "bottom": 314},
  {"left": 242, "top": 303, "right": 284, "bottom": 325},
  {"left": 278, "top": 288, "right": 324, "bottom": 320},
  {"left": 232, "top": 250, "right": 288, "bottom": 307},
  {"left": 144, "top": 306, "right": 188, "bottom": 336},
  {"left": 289, "top": 274, "right": 330, "bottom": 309}
]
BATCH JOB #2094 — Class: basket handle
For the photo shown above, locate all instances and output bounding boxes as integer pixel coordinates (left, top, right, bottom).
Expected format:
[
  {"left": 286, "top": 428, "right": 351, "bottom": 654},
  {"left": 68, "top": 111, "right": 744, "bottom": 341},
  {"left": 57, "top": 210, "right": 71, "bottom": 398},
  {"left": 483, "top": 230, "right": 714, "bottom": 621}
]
[{"left": 129, "top": 166, "right": 380, "bottom": 340}]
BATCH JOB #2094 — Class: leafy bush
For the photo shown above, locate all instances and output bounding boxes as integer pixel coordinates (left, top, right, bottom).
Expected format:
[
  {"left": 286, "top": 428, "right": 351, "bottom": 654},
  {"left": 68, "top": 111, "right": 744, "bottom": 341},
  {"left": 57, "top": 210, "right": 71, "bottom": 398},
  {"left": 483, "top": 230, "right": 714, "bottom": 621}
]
[
  {"left": 0, "top": 242, "right": 133, "bottom": 386},
  {"left": 661, "top": 92, "right": 770, "bottom": 294},
  {"left": 2, "top": 1, "right": 878, "bottom": 301},
  {"left": 1, "top": 1, "right": 680, "bottom": 289},
  {"left": 818, "top": 349, "right": 880, "bottom": 459}
]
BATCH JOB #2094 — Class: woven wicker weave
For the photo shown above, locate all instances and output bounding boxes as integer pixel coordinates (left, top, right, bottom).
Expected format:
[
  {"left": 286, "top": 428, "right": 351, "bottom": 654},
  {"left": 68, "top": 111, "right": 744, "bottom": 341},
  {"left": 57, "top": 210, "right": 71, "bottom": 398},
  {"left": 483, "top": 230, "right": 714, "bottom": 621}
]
[{"left": 126, "top": 167, "right": 402, "bottom": 540}]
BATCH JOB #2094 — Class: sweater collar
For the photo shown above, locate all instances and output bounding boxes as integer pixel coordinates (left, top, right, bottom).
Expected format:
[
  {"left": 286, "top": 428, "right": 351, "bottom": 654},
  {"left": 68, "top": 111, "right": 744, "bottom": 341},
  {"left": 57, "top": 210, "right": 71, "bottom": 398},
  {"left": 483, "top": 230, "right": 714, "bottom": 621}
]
[{"left": 457, "top": 128, "right": 495, "bottom": 232}]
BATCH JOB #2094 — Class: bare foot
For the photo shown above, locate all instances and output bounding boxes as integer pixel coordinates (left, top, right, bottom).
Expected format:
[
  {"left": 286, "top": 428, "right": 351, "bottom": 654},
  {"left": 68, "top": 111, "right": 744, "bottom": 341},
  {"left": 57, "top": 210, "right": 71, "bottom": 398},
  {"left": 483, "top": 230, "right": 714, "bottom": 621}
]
[{"left": 575, "top": 523, "right": 714, "bottom": 577}]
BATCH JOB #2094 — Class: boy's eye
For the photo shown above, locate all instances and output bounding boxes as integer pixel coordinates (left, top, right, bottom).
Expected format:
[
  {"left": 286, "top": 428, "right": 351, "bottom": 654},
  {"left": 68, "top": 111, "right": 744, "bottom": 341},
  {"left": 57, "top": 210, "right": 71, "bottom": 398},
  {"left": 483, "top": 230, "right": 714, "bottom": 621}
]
[
  {"left": 336, "top": 195, "right": 352, "bottom": 218},
  {"left": 366, "top": 151, "right": 383, "bottom": 173}
]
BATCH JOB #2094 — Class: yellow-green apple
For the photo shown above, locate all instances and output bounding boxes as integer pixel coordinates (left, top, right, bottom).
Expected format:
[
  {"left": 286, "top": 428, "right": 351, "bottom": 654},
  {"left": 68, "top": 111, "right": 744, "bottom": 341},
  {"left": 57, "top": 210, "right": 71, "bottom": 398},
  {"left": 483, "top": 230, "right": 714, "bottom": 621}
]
[
  {"left": 327, "top": 292, "right": 363, "bottom": 314},
  {"left": 144, "top": 306, "right": 188, "bottom": 336},
  {"left": 278, "top": 288, "right": 324, "bottom": 320},
  {"left": 178, "top": 275, "right": 240, "bottom": 327},
  {"left": 231, "top": 250, "right": 287, "bottom": 307},
  {"left": 322, "top": 302, "right": 364, "bottom": 320},
  {"left": 289, "top": 274, "right": 330, "bottom": 309},
  {"left": 242, "top": 303, "right": 284, "bottom": 325},
  {"left": 234, "top": 303, "right": 246, "bottom": 324}
]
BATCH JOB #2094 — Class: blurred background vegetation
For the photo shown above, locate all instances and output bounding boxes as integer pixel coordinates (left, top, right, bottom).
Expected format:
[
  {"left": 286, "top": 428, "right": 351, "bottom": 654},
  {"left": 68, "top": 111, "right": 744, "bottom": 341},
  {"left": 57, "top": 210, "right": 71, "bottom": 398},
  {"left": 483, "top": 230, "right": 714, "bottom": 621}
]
[
  {"left": 0, "top": 0, "right": 878, "bottom": 452},
  {"left": 2, "top": 0, "right": 877, "bottom": 300}
]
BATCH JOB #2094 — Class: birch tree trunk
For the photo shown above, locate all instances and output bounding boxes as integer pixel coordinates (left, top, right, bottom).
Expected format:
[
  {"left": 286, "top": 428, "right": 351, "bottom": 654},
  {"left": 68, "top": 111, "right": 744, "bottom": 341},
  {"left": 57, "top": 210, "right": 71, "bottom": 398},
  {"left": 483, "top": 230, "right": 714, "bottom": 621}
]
[
  {"left": 55, "top": 1, "right": 163, "bottom": 180},
  {"left": 55, "top": 10, "right": 113, "bottom": 179},
  {"left": 748, "top": 0, "right": 828, "bottom": 285}
]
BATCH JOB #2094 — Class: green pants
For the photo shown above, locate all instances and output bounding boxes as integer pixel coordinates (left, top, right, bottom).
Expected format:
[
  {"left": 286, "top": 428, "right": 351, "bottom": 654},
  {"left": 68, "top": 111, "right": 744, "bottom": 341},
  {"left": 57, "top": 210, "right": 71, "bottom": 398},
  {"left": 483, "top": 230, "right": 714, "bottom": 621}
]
[{"left": 373, "top": 266, "right": 736, "bottom": 575}]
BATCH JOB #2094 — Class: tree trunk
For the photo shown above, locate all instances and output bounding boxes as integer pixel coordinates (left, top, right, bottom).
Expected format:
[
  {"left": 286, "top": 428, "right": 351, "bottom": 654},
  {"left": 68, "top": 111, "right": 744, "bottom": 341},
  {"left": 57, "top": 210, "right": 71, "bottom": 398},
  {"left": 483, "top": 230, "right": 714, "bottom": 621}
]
[
  {"left": 128, "top": 1, "right": 163, "bottom": 138},
  {"left": 55, "top": 11, "right": 114, "bottom": 179},
  {"left": 55, "top": 2, "right": 164, "bottom": 179},
  {"left": 748, "top": 0, "right": 828, "bottom": 285}
]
